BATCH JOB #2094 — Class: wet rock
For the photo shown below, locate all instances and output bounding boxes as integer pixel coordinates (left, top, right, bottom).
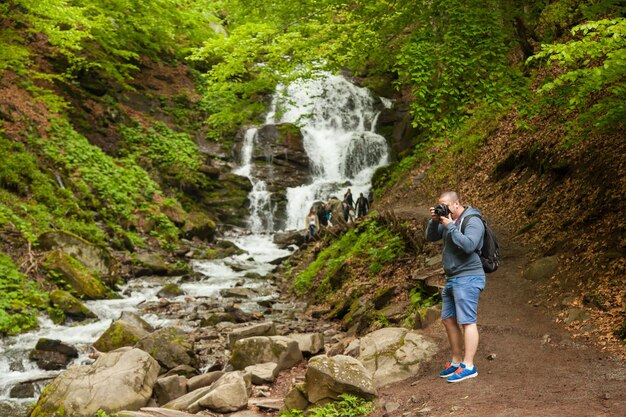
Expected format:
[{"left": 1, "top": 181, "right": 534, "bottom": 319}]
[
  {"left": 93, "top": 320, "right": 150, "bottom": 352},
  {"left": 29, "top": 339, "right": 78, "bottom": 371},
  {"left": 227, "top": 322, "right": 277, "bottom": 349},
  {"left": 305, "top": 354, "right": 376, "bottom": 403},
  {"left": 10, "top": 381, "right": 35, "bottom": 398},
  {"left": 164, "top": 371, "right": 251, "bottom": 414},
  {"left": 135, "top": 328, "right": 197, "bottom": 371},
  {"left": 229, "top": 336, "right": 303, "bottom": 371},
  {"left": 49, "top": 289, "right": 96, "bottom": 321},
  {"left": 29, "top": 347, "right": 159, "bottom": 417},
  {"left": 523, "top": 256, "right": 558, "bottom": 282},
  {"left": 43, "top": 250, "right": 116, "bottom": 300},
  {"left": 157, "top": 283, "right": 185, "bottom": 299},
  {"left": 356, "top": 327, "right": 437, "bottom": 388}
]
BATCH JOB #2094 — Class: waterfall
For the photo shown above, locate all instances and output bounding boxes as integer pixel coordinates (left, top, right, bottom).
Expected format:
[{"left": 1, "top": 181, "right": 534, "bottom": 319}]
[
  {"left": 235, "top": 128, "right": 275, "bottom": 233},
  {"left": 239, "top": 73, "right": 391, "bottom": 232}
]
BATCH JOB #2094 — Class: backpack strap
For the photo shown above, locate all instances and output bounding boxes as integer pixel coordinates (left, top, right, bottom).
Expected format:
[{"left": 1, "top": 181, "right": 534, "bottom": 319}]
[{"left": 460, "top": 213, "right": 482, "bottom": 234}]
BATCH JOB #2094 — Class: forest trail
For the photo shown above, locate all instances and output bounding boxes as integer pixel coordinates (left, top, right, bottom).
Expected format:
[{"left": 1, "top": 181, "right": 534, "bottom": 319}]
[{"left": 368, "top": 206, "right": 626, "bottom": 417}]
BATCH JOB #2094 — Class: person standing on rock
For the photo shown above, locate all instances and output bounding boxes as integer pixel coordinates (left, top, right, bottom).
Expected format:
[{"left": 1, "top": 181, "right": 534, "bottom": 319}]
[
  {"left": 425, "top": 191, "right": 485, "bottom": 383},
  {"left": 344, "top": 188, "right": 354, "bottom": 209},
  {"left": 306, "top": 206, "right": 319, "bottom": 241}
]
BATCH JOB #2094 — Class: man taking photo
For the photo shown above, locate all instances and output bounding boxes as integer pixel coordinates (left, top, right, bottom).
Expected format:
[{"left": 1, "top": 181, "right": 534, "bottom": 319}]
[{"left": 425, "top": 191, "right": 486, "bottom": 383}]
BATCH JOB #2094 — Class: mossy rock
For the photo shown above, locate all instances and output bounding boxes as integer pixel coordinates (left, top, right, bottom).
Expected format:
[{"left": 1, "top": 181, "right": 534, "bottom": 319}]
[
  {"left": 132, "top": 252, "right": 187, "bottom": 276},
  {"left": 93, "top": 320, "right": 150, "bottom": 352},
  {"left": 49, "top": 289, "right": 96, "bottom": 321},
  {"left": 182, "top": 211, "right": 217, "bottom": 242},
  {"left": 157, "top": 283, "right": 184, "bottom": 299},
  {"left": 38, "top": 230, "right": 114, "bottom": 277},
  {"left": 135, "top": 327, "right": 197, "bottom": 371},
  {"left": 43, "top": 250, "right": 118, "bottom": 300}
]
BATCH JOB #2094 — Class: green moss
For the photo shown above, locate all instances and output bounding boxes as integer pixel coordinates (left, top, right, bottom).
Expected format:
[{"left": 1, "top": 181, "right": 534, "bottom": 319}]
[
  {"left": 93, "top": 321, "right": 144, "bottom": 352},
  {"left": 43, "top": 250, "right": 116, "bottom": 300}
]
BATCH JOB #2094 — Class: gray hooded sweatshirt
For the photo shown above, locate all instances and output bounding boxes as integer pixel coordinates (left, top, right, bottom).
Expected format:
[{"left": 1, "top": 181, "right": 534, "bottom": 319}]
[{"left": 425, "top": 206, "right": 485, "bottom": 279}]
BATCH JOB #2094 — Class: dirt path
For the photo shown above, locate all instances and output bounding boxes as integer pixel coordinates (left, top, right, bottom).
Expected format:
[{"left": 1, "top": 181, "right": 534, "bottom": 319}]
[{"left": 370, "top": 226, "right": 626, "bottom": 417}]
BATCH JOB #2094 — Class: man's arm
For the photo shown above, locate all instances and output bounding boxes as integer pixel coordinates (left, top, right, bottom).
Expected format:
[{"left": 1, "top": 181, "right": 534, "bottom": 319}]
[
  {"left": 446, "top": 217, "right": 484, "bottom": 253},
  {"left": 425, "top": 219, "right": 443, "bottom": 242}
]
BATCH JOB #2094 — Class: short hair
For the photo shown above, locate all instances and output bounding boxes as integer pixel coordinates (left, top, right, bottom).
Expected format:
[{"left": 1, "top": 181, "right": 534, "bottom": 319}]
[{"left": 440, "top": 191, "right": 459, "bottom": 204}]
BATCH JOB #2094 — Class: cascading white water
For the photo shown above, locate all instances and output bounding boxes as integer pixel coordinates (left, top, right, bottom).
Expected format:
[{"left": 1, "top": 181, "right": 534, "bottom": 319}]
[
  {"left": 235, "top": 128, "right": 276, "bottom": 233},
  {"left": 241, "top": 73, "right": 391, "bottom": 232}
]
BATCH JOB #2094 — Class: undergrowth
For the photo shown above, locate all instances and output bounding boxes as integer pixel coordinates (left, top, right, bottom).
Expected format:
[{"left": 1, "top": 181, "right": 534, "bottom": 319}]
[
  {"left": 0, "top": 253, "right": 49, "bottom": 336},
  {"left": 281, "top": 394, "right": 374, "bottom": 417},
  {"left": 293, "top": 219, "right": 405, "bottom": 298}
]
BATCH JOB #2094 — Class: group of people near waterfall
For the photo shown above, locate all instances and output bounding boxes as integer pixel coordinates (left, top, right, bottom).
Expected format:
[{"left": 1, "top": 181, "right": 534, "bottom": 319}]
[{"left": 304, "top": 188, "right": 373, "bottom": 240}]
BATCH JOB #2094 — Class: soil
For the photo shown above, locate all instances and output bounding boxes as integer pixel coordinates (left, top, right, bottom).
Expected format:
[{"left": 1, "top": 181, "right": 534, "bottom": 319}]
[{"left": 366, "top": 226, "right": 626, "bottom": 417}]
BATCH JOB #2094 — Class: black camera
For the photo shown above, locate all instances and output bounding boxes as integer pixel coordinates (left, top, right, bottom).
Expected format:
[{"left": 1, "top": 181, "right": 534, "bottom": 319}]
[{"left": 434, "top": 203, "right": 450, "bottom": 217}]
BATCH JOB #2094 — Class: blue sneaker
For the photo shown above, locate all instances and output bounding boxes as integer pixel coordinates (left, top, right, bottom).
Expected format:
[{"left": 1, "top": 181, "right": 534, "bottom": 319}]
[
  {"left": 446, "top": 363, "right": 477, "bottom": 383},
  {"left": 438, "top": 360, "right": 460, "bottom": 378}
]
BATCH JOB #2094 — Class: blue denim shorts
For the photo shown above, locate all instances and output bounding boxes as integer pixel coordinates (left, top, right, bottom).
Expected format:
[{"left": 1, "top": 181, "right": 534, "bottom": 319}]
[{"left": 441, "top": 275, "right": 486, "bottom": 324}]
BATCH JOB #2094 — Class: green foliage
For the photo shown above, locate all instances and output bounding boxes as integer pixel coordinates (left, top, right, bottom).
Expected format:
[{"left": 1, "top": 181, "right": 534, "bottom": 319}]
[
  {"left": 119, "top": 123, "right": 205, "bottom": 189},
  {"left": 39, "top": 118, "right": 180, "bottom": 246},
  {"left": 395, "top": 0, "right": 522, "bottom": 135},
  {"left": 529, "top": 18, "right": 626, "bottom": 138},
  {"left": 294, "top": 219, "right": 405, "bottom": 297},
  {"left": 0, "top": 136, "right": 107, "bottom": 244},
  {"left": 2, "top": 0, "right": 221, "bottom": 82},
  {"left": 0, "top": 253, "right": 48, "bottom": 336},
  {"left": 281, "top": 394, "right": 374, "bottom": 417}
]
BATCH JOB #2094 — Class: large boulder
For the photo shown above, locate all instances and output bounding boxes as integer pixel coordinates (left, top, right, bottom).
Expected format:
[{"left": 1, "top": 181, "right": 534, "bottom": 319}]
[
  {"left": 29, "top": 339, "right": 78, "bottom": 371},
  {"left": 43, "top": 250, "right": 116, "bottom": 300},
  {"left": 49, "top": 289, "right": 96, "bottom": 321},
  {"left": 29, "top": 347, "right": 160, "bottom": 417},
  {"left": 135, "top": 328, "right": 197, "bottom": 371},
  {"left": 38, "top": 231, "right": 113, "bottom": 277},
  {"left": 356, "top": 327, "right": 437, "bottom": 387},
  {"left": 229, "top": 336, "right": 302, "bottom": 371},
  {"left": 164, "top": 371, "right": 251, "bottom": 414},
  {"left": 305, "top": 355, "right": 376, "bottom": 404},
  {"left": 93, "top": 320, "right": 151, "bottom": 353}
]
